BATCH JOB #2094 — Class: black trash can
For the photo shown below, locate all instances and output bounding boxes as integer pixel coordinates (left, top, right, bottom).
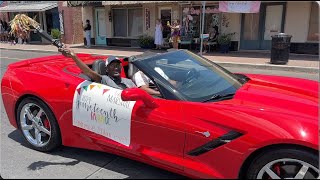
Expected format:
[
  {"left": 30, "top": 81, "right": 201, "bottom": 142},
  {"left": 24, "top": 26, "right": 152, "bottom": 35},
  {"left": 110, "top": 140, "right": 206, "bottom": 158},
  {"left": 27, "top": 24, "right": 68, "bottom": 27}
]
[{"left": 270, "top": 33, "right": 292, "bottom": 65}]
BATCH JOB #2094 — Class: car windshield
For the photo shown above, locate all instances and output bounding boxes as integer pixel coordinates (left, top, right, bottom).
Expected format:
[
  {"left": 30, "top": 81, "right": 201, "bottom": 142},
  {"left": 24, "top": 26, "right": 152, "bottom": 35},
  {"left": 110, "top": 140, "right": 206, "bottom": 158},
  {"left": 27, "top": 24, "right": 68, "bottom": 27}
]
[{"left": 141, "top": 50, "right": 244, "bottom": 102}]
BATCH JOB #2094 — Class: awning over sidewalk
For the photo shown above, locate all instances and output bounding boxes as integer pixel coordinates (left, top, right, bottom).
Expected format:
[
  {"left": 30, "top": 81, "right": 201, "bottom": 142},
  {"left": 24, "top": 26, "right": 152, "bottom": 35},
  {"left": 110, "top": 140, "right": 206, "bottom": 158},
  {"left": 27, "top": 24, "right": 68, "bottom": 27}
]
[
  {"left": 102, "top": 1, "right": 179, "bottom": 5},
  {"left": 66, "top": 1, "right": 103, "bottom": 7},
  {"left": 0, "top": 2, "right": 58, "bottom": 12}
]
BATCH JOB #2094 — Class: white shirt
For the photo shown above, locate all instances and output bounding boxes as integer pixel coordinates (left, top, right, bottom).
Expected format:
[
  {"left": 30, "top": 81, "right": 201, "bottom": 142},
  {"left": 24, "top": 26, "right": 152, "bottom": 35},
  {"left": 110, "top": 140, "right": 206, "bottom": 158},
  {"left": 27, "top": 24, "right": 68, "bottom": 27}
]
[{"left": 132, "top": 67, "right": 169, "bottom": 87}]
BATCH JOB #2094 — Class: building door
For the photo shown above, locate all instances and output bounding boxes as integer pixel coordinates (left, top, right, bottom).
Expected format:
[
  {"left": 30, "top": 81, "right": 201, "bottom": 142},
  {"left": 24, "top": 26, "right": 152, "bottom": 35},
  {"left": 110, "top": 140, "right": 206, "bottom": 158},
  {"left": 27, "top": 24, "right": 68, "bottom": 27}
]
[
  {"left": 159, "top": 7, "right": 172, "bottom": 39},
  {"left": 240, "top": 2, "right": 286, "bottom": 50},
  {"left": 95, "top": 8, "right": 107, "bottom": 45},
  {"left": 240, "top": 13, "right": 260, "bottom": 50},
  {"left": 260, "top": 3, "right": 286, "bottom": 50},
  {"left": 27, "top": 12, "right": 42, "bottom": 43}
]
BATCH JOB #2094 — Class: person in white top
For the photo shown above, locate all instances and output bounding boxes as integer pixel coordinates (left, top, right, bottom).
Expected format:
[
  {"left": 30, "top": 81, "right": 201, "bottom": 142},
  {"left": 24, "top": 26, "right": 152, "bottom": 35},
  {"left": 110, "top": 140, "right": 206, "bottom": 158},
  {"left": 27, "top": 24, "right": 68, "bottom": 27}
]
[
  {"left": 154, "top": 19, "right": 163, "bottom": 50},
  {"left": 132, "top": 67, "right": 177, "bottom": 96}
]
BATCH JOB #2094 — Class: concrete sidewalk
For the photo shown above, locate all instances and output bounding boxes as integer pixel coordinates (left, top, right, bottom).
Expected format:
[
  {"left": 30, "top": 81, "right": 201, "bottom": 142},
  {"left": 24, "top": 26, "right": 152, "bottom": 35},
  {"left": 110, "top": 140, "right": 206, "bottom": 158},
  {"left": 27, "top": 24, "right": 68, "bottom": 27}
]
[{"left": 0, "top": 42, "right": 319, "bottom": 73}]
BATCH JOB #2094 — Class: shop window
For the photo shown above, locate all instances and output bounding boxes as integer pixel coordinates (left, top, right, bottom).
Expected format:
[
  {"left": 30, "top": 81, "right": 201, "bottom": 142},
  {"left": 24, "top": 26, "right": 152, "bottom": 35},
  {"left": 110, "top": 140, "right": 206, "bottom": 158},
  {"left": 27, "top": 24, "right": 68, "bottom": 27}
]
[
  {"left": 181, "top": 6, "right": 201, "bottom": 37},
  {"left": 113, "top": 9, "right": 127, "bottom": 37},
  {"left": 128, "top": 9, "right": 143, "bottom": 37},
  {"left": 204, "top": 6, "right": 221, "bottom": 35},
  {"left": 27, "top": 12, "right": 40, "bottom": 29},
  {"left": 181, "top": 6, "right": 220, "bottom": 38},
  {"left": 113, "top": 8, "right": 143, "bottom": 38},
  {"left": 307, "top": 2, "right": 319, "bottom": 41}
]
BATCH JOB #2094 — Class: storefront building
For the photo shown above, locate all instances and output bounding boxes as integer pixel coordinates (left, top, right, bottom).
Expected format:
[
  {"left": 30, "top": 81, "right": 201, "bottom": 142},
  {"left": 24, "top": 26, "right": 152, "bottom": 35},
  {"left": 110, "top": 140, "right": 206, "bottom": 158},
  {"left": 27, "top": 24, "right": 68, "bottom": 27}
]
[
  {"left": 59, "top": 1, "right": 83, "bottom": 44},
  {"left": 73, "top": 1, "right": 318, "bottom": 54},
  {"left": 0, "top": 1, "right": 85, "bottom": 44},
  {"left": 76, "top": 1, "right": 181, "bottom": 47},
  {"left": 0, "top": 1, "right": 60, "bottom": 44}
]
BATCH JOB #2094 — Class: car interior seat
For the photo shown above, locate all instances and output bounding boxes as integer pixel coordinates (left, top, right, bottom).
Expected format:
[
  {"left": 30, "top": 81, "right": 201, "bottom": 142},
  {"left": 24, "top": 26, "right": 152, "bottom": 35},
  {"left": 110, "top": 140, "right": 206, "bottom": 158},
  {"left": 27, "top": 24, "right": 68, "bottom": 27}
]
[
  {"left": 127, "top": 62, "right": 140, "bottom": 79},
  {"left": 92, "top": 59, "right": 107, "bottom": 75}
]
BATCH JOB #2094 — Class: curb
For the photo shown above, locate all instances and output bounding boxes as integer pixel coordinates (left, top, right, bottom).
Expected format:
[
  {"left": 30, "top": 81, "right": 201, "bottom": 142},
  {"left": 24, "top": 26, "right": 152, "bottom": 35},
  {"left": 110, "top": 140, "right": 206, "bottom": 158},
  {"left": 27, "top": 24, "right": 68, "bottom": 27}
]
[
  {"left": 1, "top": 47, "right": 61, "bottom": 54},
  {"left": 0, "top": 47, "right": 129, "bottom": 57},
  {"left": 214, "top": 62, "right": 319, "bottom": 74},
  {"left": 1, "top": 47, "right": 318, "bottom": 74}
]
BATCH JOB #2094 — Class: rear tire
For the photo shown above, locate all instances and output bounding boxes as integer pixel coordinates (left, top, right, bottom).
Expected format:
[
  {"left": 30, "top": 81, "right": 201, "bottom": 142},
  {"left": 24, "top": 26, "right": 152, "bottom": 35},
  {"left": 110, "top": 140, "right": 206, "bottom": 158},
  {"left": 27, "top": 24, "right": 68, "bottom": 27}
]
[
  {"left": 16, "top": 97, "right": 61, "bottom": 152},
  {"left": 246, "top": 148, "right": 319, "bottom": 179}
]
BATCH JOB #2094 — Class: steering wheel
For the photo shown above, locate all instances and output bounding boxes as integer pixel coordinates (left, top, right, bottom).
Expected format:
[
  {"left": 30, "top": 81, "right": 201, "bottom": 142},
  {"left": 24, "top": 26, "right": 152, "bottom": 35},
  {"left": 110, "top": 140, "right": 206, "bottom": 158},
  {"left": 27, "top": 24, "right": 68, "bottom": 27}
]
[{"left": 182, "top": 68, "right": 198, "bottom": 86}]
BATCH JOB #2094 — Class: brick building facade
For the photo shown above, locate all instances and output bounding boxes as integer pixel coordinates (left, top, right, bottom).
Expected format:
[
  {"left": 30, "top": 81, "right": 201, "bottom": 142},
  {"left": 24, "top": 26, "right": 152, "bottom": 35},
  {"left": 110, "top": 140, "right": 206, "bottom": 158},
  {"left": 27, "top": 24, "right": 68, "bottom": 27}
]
[
  {"left": 0, "top": 1, "right": 9, "bottom": 22},
  {"left": 58, "top": 1, "right": 83, "bottom": 44},
  {"left": 0, "top": 1, "right": 83, "bottom": 45}
]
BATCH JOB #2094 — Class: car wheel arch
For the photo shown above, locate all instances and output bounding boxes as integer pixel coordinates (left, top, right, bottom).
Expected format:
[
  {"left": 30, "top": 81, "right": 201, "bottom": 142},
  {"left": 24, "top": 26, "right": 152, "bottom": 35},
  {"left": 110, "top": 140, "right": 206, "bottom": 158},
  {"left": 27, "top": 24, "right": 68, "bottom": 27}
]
[{"left": 238, "top": 143, "right": 318, "bottom": 179}]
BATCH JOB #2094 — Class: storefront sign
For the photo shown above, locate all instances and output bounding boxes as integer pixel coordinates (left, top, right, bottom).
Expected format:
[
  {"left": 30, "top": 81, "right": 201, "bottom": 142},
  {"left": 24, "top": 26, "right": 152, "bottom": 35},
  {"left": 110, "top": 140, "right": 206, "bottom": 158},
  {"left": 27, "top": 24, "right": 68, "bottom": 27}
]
[
  {"left": 219, "top": 1, "right": 261, "bottom": 13},
  {"left": 145, "top": 8, "right": 150, "bottom": 30},
  {"left": 187, "top": 6, "right": 220, "bottom": 15}
]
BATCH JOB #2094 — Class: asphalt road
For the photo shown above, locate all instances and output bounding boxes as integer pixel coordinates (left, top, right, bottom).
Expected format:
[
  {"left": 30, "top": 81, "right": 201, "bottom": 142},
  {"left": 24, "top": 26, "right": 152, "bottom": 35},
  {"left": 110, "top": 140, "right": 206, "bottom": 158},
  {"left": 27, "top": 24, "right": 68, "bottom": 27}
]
[{"left": 0, "top": 49, "right": 318, "bottom": 179}]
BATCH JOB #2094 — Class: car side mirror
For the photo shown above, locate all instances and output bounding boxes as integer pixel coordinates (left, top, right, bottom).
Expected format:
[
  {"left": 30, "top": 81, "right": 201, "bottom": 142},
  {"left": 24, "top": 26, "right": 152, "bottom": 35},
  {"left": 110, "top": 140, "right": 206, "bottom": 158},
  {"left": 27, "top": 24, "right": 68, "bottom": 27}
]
[{"left": 121, "top": 88, "right": 159, "bottom": 108}]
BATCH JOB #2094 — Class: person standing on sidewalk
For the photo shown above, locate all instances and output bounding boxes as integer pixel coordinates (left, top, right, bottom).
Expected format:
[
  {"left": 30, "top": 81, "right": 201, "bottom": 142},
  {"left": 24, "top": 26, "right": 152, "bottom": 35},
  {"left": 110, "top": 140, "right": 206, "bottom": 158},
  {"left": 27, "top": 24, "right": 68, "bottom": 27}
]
[
  {"left": 7, "top": 25, "right": 16, "bottom": 45},
  {"left": 169, "top": 19, "right": 181, "bottom": 49},
  {"left": 83, "top": 20, "right": 91, "bottom": 48},
  {"left": 154, "top": 19, "right": 163, "bottom": 50},
  {"left": 0, "top": 20, "right": 4, "bottom": 43}
]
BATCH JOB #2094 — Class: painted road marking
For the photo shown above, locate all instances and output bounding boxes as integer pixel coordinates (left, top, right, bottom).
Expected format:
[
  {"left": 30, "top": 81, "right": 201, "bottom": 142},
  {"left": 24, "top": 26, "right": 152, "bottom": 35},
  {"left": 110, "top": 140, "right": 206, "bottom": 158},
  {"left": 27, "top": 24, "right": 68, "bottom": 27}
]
[{"left": 0, "top": 57, "right": 23, "bottom": 60}]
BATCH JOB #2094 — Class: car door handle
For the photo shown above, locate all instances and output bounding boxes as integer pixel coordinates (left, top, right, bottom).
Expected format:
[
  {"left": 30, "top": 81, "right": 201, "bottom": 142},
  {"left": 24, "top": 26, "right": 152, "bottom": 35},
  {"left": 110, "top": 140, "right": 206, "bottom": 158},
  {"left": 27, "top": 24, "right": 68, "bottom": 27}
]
[{"left": 195, "top": 131, "right": 210, "bottom": 138}]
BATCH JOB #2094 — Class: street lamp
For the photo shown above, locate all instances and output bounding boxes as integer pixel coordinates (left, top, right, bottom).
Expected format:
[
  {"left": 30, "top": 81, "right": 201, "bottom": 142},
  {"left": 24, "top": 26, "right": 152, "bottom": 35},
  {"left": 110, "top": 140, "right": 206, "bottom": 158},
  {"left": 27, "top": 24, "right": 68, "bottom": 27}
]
[{"left": 199, "top": 1, "right": 206, "bottom": 56}]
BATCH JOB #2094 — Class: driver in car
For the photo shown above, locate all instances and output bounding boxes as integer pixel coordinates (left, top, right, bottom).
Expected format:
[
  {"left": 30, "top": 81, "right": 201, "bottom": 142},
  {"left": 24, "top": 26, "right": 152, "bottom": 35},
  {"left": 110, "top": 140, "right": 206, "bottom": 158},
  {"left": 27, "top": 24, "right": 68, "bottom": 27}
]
[
  {"left": 132, "top": 69, "right": 165, "bottom": 96},
  {"left": 59, "top": 47, "right": 136, "bottom": 90},
  {"left": 132, "top": 68, "right": 178, "bottom": 96}
]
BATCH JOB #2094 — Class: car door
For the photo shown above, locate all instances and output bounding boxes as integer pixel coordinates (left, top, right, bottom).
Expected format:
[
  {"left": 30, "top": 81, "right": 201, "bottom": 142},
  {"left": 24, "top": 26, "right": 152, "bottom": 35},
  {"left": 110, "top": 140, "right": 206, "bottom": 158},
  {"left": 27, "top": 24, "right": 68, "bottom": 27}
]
[
  {"left": 180, "top": 101, "right": 244, "bottom": 178},
  {"left": 116, "top": 97, "right": 186, "bottom": 172}
]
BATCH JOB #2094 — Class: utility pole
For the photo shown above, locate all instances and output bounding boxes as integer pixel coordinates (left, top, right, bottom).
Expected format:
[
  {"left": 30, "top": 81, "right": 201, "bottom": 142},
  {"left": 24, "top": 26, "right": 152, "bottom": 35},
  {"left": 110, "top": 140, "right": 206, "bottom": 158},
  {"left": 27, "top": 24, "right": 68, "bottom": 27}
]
[{"left": 200, "top": 1, "right": 206, "bottom": 55}]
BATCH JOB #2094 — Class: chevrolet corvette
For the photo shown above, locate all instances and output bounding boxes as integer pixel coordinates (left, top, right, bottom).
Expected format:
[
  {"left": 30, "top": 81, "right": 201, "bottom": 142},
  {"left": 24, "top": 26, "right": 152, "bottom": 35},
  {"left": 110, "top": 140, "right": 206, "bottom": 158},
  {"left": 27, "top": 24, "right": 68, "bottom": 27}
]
[{"left": 1, "top": 50, "right": 318, "bottom": 179}]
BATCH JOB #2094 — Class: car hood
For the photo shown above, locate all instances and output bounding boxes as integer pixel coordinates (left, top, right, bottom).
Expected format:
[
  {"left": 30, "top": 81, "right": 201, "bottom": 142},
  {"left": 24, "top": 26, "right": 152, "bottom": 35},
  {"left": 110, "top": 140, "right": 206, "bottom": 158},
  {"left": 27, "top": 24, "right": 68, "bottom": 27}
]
[{"left": 230, "top": 74, "right": 318, "bottom": 118}]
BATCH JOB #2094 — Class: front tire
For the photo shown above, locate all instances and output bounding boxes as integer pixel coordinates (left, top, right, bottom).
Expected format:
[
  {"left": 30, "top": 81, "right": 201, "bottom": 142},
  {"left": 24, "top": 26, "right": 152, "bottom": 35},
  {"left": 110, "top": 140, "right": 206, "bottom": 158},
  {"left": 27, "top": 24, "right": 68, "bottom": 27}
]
[
  {"left": 17, "top": 97, "right": 61, "bottom": 152},
  {"left": 246, "top": 148, "right": 319, "bottom": 179}
]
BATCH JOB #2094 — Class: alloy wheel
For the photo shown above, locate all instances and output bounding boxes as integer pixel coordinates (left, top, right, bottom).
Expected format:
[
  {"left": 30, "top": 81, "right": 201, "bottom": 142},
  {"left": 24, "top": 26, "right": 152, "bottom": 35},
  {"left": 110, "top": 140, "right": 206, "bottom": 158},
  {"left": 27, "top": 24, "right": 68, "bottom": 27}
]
[
  {"left": 19, "top": 103, "right": 51, "bottom": 148},
  {"left": 257, "top": 158, "right": 319, "bottom": 179}
]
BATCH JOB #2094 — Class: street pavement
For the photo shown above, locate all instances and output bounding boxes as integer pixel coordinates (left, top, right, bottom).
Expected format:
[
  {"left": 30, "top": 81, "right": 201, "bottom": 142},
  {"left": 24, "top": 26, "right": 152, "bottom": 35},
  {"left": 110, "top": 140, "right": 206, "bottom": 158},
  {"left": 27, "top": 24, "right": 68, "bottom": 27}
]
[
  {"left": 0, "top": 49, "right": 318, "bottom": 179},
  {"left": 0, "top": 42, "right": 319, "bottom": 73}
]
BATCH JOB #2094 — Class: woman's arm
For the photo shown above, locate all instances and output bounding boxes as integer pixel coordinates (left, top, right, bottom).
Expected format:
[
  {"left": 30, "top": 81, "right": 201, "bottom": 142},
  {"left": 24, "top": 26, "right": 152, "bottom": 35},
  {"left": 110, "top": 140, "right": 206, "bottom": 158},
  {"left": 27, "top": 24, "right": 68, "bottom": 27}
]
[{"left": 59, "top": 48, "right": 102, "bottom": 83}]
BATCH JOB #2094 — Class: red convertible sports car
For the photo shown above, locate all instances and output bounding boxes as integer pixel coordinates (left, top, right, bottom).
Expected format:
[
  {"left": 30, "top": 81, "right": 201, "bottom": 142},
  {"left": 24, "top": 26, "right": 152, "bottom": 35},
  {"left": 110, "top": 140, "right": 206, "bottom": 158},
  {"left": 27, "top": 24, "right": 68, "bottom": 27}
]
[{"left": 1, "top": 50, "right": 318, "bottom": 179}]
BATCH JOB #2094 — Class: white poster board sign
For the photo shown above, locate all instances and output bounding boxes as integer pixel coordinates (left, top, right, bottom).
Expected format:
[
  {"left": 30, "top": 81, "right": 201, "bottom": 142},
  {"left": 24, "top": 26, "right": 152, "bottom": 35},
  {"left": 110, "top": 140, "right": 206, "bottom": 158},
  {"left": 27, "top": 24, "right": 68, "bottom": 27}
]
[{"left": 72, "top": 81, "right": 136, "bottom": 147}]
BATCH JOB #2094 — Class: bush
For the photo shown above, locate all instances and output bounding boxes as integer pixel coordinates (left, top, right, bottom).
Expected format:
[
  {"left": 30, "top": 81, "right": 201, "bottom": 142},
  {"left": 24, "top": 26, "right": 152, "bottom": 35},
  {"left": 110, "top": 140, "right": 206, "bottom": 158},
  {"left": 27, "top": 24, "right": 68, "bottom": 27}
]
[
  {"left": 51, "top": 29, "right": 61, "bottom": 39},
  {"left": 138, "top": 34, "right": 154, "bottom": 49},
  {"left": 217, "top": 32, "right": 235, "bottom": 45}
]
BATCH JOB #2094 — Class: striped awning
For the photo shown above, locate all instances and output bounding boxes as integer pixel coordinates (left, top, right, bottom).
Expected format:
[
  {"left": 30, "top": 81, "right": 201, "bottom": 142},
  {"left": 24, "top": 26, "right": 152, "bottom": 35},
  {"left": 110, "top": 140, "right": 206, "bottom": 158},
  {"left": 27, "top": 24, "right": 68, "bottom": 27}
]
[
  {"left": 102, "top": 1, "right": 179, "bottom": 5},
  {"left": 0, "top": 2, "right": 57, "bottom": 12}
]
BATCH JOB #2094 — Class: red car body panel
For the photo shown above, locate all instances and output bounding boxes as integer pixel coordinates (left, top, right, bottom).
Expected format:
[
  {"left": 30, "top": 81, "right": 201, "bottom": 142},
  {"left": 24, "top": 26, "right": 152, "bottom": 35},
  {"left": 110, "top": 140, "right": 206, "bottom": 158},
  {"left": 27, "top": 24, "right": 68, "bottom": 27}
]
[{"left": 1, "top": 54, "right": 318, "bottom": 178}]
